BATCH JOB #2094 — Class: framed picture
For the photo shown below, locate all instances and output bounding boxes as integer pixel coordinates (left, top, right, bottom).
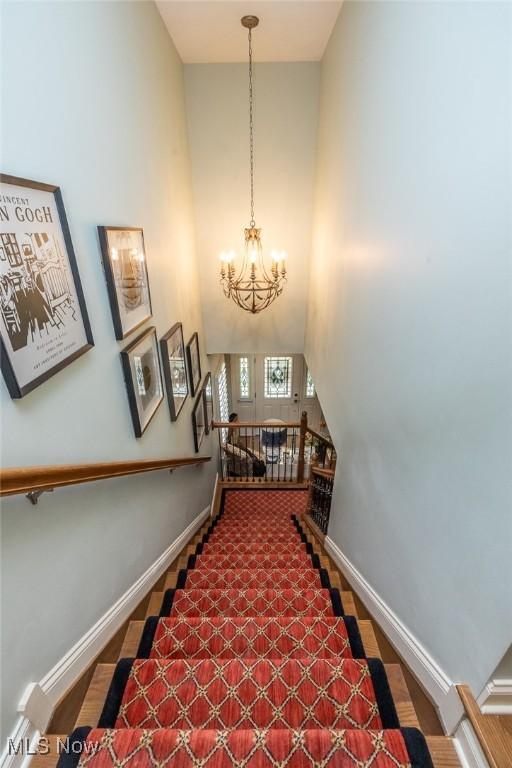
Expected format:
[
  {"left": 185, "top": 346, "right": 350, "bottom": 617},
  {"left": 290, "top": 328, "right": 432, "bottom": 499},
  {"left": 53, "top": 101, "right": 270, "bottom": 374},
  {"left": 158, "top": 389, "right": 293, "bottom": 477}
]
[
  {"left": 0, "top": 174, "right": 94, "bottom": 398},
  {"left": 98, "top": 226, "right": 152, "bottom": 340},
  {"left": 186, "top": 331, "right": 201, "bottom": 396},
  {"left": 192, "top": 388, "right": 206, "bottom": 453},
  {"left": 160, "top": 322, "right": 188, "bottom": 421},
  {"left": 203, "top": 372, "right": 214, "bottom": 434},
  {"left": 120, "top": 326, "right": 163, "bottom": 437}
]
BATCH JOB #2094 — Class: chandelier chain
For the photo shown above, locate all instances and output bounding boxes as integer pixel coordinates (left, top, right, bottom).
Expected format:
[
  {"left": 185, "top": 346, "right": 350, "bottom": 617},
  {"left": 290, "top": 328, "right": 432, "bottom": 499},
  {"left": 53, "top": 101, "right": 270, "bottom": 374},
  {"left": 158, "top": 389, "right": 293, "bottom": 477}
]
[
  {"left": 248, "top": 27, "right": 255, "bottom": 228},
  {"left": 219, "top": 16, "right": 287, "bottom": 314}
]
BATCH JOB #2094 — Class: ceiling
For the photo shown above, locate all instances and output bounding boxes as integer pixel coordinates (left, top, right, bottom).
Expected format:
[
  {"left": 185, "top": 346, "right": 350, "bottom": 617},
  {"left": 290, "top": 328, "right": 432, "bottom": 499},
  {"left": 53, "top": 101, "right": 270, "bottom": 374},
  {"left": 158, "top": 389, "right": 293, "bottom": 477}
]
[{"left": 156, "top": 1, "right": 343, "bottom": 63}]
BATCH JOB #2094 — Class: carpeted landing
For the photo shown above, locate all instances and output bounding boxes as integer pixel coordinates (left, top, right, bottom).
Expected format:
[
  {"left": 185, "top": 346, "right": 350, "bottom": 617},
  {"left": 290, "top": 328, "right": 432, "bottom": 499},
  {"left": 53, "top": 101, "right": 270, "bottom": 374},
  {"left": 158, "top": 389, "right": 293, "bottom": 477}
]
[{"left": 58, "top": 489, "right": 435, "bottom": 767}]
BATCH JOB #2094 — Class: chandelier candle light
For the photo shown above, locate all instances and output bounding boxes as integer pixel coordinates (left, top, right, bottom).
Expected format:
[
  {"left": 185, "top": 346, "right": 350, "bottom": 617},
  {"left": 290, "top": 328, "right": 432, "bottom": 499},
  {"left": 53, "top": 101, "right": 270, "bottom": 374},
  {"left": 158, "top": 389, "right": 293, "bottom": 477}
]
[{"left": 219, "top": 15, "right": 287, "bottom": 314}]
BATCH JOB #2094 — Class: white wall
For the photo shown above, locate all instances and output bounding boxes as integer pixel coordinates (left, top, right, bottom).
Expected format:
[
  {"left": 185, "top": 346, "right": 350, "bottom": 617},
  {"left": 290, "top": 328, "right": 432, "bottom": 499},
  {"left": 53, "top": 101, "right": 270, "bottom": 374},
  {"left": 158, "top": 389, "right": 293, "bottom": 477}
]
[
  {"left": 492, "top": 646, "right": 512, "bottom": 679},
  {"left": 306, "top": 0, "right": 512, "bottom": 704},
  {"left": 0, "top": 1, "right": 216, "bottom": 741},
  {"left": 185, "top": 63, "right": 319, "bottom": 354}
]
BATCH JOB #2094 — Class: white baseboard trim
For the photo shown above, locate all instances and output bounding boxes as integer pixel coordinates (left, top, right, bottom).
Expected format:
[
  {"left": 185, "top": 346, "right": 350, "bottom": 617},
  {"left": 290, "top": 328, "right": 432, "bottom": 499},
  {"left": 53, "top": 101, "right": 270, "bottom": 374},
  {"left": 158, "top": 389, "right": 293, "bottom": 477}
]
[
  {"left": 477, "top": 679, "right": 512, "bottom": 714},
  {"left": 324, "top": 535, "right": 464, "bottom": 733},
  {"left": 210, "top": 472, "right": 219, "bottom": 516},
  {"left": 453, "top": 719, "right": 490, "bottom": 768},
  {"left": 17, "top": 505, "right": 210, "bottom": 734},
  {"left": 0, "top": 716, "right": 39, "bottom": 768}
]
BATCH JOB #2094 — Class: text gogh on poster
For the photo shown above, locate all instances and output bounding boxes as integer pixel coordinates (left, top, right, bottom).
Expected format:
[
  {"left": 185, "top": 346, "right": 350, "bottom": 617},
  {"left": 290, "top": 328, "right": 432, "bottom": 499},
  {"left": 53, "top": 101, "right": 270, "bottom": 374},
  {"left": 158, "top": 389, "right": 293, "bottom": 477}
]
[{"left": 0, "top": 177, "right": 93, "bottom": 397}]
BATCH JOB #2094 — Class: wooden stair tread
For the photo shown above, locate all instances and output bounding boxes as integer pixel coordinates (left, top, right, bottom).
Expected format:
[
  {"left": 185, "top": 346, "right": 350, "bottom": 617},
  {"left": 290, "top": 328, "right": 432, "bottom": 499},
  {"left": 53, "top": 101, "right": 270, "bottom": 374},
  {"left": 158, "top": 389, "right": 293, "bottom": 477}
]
[
  {"left": 341, "top": 590, "right": 357, "bottom": 617},
  {"left": 329, "top": 571, "right": 342, "bottom": 589},
  {"left": 385, "top": 664, "right": 420, "bottom": 728},
  {"left": 457, "top": 684, "right": 512, "bottom": 768},
  {"left": 75, "top": 664, "right": 115, "bottom": 728},
  {"left": 145, "top": 586, "right": 353, "bottom": 617},
  {"left": 426, "top": 736, "right": 461, "bottom": 768},
  {"left": 302, "top": 512, "right": 326, "bottom": 544},
  {"left": 76, "top": 659, "right": 411, "bottom": 733},
  {"left": 358, "top": 620, "right": 380, "bottom": 658},
  {"left": 164, "top": 571, "right": 177, "bottom": 591},
  {"left": 30, "top": 735, "right": 66, "bottom": 768},
  {"left": 30, "top": 735, "right": 459, "bottom": 768},
  {"left": 146, "top": 591, "right": 163, "bottom": 617},
  {"left": 120, "top": 620, "right": 144, "bottom": 658},
  {"left": 31, "top": 489, "right": 445, "bottom": 768},
  {"left": 164, "top": 568, "right": 342, "bottom": 591}
]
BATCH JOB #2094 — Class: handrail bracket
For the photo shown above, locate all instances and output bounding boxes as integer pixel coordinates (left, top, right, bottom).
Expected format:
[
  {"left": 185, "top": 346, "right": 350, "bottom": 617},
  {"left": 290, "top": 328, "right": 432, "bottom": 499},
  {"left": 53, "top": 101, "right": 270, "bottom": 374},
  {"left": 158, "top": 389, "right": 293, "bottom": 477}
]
[{"left": 26, "top": 488, "right": 54, "bottom": 506}]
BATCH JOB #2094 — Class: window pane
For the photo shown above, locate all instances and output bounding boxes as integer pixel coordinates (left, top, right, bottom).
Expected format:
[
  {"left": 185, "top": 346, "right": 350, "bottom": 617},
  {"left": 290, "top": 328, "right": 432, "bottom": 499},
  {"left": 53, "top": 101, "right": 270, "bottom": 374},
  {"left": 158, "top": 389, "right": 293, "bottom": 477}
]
[
  {"left": 239, "top": 356, "right": 250, "bottom": 398},
  {"left": 216, "top": 362, "right": 229, "bottom": 442},
  {"left": 306, "top": 368, "right": 315, "bottom": 398},
  {"left": 264, "top": 356, "right": 292, "bottom": 398}
]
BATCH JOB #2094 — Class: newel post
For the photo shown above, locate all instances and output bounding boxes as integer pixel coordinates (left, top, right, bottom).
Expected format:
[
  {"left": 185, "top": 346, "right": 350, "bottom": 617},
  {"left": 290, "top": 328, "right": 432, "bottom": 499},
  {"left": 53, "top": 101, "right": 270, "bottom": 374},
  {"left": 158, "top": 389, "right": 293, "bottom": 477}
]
[{"left": 297, "top": 411, "right": 308, "bottom": 483}]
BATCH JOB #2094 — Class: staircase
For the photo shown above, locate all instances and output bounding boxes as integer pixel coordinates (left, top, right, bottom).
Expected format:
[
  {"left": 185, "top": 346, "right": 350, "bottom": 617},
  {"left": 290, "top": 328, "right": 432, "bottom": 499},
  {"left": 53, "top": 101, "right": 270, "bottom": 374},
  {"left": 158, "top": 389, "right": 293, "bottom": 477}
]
[{"left": 35, "top": 488, "right": 459, "bottom": 767}]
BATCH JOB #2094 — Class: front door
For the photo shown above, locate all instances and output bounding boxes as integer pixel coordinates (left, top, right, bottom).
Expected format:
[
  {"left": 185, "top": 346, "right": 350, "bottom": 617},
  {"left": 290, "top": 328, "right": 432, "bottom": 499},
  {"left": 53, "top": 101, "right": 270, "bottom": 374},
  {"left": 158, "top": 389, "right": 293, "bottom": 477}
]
[
  {"left": 254, "top": 354, "right": 302, "bottom": 422},
  {"left": 231, "top": 354, "right": 320, "bottom": 425}
]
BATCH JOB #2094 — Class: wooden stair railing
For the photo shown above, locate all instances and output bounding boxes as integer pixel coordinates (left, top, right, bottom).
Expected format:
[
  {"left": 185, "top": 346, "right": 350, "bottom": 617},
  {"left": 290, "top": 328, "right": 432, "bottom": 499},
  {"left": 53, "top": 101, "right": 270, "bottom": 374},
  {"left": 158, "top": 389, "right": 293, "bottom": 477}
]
[
  {"left": 212, "top": 411, "right": 336, "bottom": 484},
  {"left": 212, "top": 421, "right": 303, "bottom": 429},
  {"left": 457, "top": 685, "right": 512, "bottom": 768},
  {"left": 307, "top": 465, "right": 335, "bottom": 535},
  {"left": 212, "top": 415, "right": 306, "bottom": 482},
  {"left": 306, "top": 426, "right": 335, "bottom": 451},
  {"left": 0, "top": 456, "right": 211, "bottom": 502},
  {"left": 310, "top": 465, "right": 335, "bottom": 479},
  {"left": 306, "top": 425, "right": 337, "bottom": 472}
]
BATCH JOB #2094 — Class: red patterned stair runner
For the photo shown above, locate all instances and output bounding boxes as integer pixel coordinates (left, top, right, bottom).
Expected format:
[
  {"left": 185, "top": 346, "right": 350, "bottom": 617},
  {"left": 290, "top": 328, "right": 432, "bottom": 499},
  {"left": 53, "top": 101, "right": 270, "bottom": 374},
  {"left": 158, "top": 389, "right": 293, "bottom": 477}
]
[
  {"left": 161, "top": 588, "right": 342, "bottom": 618},
  {"left": 177, "top": 569, "right": 323, "bottom": 590},
  {"left": 104, "top": 657, "right": 386, "bottom": 730},
  {"left": 144, "top": 617, "right": 363, "bottom": 660},
  {"left": 61, "top": 726, "right": 433, "bottom": 768},
  {"left": 191, "top": 554, "right": 314, "bottom": 569},
  {"left": 58, "top": 489, "right": 434, "bottom": 767}
]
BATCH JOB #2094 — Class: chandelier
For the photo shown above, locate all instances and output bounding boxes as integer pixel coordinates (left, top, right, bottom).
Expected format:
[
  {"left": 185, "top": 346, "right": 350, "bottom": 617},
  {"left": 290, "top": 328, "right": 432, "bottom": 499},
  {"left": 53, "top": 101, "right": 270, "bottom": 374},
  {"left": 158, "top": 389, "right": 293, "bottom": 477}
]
[{"left": 219, "top": 15, "right": 287, "bottom": 314}]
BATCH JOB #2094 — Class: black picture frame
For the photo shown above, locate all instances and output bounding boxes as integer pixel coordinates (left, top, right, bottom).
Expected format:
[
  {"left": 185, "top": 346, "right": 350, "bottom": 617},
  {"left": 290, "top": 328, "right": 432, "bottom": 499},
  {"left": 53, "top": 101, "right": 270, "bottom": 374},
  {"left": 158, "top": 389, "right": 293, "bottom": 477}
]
[
  {"left": 98, "top": 225, "right": 152, "bottom": 340},
  {"left": 202, "top": 371, "right": 213, "bottom": 435},
  {"left": 120, "top": 326, "right": 164, "bottom": 437},
  {"left": 0, "top": 174, "right": 94, "bottom": 399},
  {"left": 191, "top": 387, "right": 206, "bottom": 453},
  {"left": 186, "top": 331, "right": 201, "bottom": 396},
  {"left": 160, "top": 322, "right": 188, "bottom": 421}
]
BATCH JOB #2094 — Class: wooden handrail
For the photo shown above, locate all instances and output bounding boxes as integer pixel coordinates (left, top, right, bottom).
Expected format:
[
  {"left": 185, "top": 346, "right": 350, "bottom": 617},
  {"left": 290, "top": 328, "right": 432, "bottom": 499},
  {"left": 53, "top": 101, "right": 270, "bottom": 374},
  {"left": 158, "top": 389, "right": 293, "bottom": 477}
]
[
  {"left": 311, "top": 466, "right": 335, "bottom": 479},
  {"left": 457, "top": 685, "right": 511, "bottom": 768},
  {"left": 306, "top": 427, "right": 335, "bottom": 450},
  {"left": 212, "top": 420, "right": 302, "bottom": 429},
  {"left": 212, "top": 414, "right": 333, "bottom": 486},
  {"left": 0, "top": 456, "right": 211, "bottom": 497}
]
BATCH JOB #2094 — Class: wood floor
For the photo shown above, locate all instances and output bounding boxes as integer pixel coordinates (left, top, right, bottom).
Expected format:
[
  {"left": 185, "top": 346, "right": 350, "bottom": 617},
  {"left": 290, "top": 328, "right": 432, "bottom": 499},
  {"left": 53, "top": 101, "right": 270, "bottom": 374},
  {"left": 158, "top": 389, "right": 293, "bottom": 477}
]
[
  {"left": 34, "top": 486, "right": 460, "bottom": 767},
  {"left": 457, "top": 685, "right": 512, "bottom": 768}
]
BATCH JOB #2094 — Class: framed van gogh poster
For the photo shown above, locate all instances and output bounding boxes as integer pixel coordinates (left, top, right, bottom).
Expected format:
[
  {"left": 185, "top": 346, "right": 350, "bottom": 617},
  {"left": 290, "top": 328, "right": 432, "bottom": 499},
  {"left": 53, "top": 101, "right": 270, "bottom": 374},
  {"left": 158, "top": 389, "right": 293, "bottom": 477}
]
[
  {"left": 98, "top": 226, "right": 152, "bottom": 340},
  {"left": 160, "top": 322, "right": 188, "bottom": 421},
  {"left": 0, "top": 174, "right": 94, "bottom": 399},
  {"left": 186, "top": 331, "right": 201, "bottom": 396},
  {"left": 120, "top": 326, "right": 163, "bottom": 437}
]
